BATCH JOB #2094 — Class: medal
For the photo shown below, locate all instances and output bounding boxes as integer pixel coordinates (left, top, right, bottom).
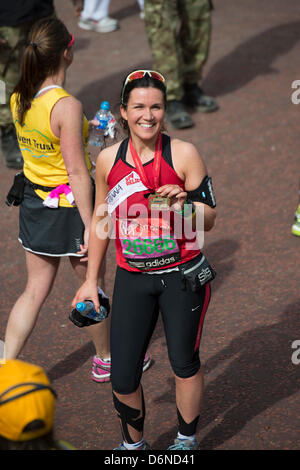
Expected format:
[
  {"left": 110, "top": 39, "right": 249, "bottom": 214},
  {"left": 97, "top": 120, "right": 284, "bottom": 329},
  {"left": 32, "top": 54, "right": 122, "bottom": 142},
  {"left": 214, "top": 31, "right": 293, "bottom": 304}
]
[
  {"left": 129, "top": 133, "right": 170, "bottom": 210},
  {"left": 148, "top": 193, "right": 170, "bottom": 211}
]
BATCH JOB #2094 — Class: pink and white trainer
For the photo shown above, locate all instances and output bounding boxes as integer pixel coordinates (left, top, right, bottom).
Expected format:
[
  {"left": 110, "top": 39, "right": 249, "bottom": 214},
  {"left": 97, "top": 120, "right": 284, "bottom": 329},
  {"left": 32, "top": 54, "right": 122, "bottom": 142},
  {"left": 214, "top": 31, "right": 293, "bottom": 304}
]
[
  {"left": 91, "top": 353, "right": 152, "bottom": 383},
  {"left": 91, "top": 357, "right": 111, "bottom": 383}
]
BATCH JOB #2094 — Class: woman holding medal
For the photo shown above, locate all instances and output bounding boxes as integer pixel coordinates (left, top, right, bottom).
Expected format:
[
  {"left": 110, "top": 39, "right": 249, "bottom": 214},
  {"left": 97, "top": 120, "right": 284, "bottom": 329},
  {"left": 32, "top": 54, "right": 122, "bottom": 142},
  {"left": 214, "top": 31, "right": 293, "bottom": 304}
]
[{"left": 72, "top": 70, "right": 217, "bottom": 450}]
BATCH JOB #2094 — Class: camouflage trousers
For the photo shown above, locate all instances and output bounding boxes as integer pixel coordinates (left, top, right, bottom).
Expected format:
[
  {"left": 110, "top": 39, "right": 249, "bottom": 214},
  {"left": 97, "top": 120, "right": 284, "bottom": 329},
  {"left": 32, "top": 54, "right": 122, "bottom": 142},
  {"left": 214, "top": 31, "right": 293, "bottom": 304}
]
[
  {"left": 144, "top": 0, "right": 213, "bottom": 101},
  {"left": 0, "top": 23, "right": 33, "bottom": 127},
  {"left": 0, "top": 13, "right": 55, "bottom": 128}
]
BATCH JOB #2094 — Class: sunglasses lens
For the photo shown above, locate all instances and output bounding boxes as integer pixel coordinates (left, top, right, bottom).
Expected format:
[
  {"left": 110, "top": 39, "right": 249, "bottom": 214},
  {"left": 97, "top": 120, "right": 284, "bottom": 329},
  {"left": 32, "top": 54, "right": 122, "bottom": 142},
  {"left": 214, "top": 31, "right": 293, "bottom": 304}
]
[
  {"left": 150, "top": 72, "right": 164, "bottom": 82},
  {"left": 122, "top": 70, "right": 166, "bottom": 103},
  {"left": 129, "top": 71, "right": 145, "bottom": 81}
]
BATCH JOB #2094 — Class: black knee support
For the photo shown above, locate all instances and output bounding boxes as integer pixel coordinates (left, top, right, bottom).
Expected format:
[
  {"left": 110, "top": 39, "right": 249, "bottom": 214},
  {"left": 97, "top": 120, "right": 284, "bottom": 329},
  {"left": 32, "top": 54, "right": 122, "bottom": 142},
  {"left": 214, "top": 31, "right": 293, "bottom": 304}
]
[
  {"left": 177, "top": 408, "right": 199, "bottom": 437},
  {"left": 113, "top": 390, "right": 145, "bottom": 444}
]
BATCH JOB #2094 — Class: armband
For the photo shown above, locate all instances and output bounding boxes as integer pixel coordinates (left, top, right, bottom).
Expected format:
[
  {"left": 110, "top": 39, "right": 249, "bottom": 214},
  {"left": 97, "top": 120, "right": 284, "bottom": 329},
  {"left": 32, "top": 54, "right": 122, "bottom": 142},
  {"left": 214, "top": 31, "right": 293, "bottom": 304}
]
[{"left": 186, "top": 175, "right": 216, "bottom": 208}]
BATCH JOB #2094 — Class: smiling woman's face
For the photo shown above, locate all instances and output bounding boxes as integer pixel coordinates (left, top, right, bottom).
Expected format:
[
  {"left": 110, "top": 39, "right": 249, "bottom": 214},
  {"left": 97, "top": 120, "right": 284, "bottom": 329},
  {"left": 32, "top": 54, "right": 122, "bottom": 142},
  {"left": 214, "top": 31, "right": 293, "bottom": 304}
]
[{"left": 120, "top": 87, "right": 165, "bottom": 142}]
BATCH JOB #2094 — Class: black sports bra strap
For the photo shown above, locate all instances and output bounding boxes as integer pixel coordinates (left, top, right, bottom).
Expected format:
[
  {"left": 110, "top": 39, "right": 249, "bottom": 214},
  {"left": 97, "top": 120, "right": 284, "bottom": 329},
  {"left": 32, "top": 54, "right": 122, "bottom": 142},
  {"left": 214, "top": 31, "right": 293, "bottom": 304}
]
[
  {"left": 113, "top": 138, "right": 129, "bottom": 166},
  {"left": 161, "top": 133, "right": 174, "bottom": 169}
]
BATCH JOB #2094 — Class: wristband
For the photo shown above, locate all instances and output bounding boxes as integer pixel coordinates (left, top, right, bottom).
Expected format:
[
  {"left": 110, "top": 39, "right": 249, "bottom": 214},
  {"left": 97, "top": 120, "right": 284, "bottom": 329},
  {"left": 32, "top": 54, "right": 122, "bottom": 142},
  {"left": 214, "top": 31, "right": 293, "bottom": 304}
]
[{"left": 173, "top": 202, "right": 196, "bottom": 219}]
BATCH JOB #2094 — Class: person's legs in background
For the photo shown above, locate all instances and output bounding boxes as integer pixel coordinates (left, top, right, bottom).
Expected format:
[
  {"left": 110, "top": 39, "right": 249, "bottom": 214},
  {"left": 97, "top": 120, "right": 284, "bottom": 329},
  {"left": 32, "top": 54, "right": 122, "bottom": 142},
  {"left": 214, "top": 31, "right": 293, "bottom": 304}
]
[
  {"left": 78, "top": 0, "right": 118, "bottom": 33},
  {"left": 5, "top": 252, "right": 60, "bottom": 359},
  {"left": 0, "top": 24, "right": 25, "bottom": 169},
  {"left": 144, "top": 0, "right": 194, "bottom": 129},
  {"left": 180, "top": 0, "right": 218, "bottom": 113},
  {"left": 137, "top": 0, "right": 145, "bottom": 19}
]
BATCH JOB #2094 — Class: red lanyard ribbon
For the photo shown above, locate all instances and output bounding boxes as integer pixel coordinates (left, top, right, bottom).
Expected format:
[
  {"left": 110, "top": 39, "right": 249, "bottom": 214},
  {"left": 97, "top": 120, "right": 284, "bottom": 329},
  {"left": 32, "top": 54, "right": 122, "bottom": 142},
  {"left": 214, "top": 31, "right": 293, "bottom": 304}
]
[{"left": 129, "top": 133, "right": 162, "bottom": 192}]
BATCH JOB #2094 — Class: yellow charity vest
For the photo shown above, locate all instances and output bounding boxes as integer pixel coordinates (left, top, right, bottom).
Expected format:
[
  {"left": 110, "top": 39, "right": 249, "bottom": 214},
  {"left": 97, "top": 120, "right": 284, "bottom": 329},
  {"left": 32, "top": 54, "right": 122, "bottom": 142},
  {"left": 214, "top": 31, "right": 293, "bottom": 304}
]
[{"left": 10, "top": 88, "right": 92, "bottom": 207}]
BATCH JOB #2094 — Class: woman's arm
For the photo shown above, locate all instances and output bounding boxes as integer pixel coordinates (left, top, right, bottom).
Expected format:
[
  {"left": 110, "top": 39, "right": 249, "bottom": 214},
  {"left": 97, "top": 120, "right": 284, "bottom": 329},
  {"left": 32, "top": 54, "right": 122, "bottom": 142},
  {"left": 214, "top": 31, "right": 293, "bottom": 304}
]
[
  {"left": 71, "top": 149, "right": 112, "bottom": 312},
  {"left": 52, "top": 97, "right": 93, "bottom": 234},
  {"left": 159, "top": 139, "right": 217, "bottom": 231},
  {"left": 182, "top": 145, "right": 216, "bottom": 231}
]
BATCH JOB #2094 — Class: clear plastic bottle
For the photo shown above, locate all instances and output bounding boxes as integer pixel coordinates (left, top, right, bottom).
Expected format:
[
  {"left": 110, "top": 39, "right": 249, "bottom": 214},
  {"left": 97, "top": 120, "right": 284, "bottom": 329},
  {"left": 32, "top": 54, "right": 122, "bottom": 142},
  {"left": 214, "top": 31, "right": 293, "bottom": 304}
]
[
  {"left": 76, "top": 300, "right": 108, "bottom": 321},
  {"left": 69, "top": 294, "right": 110, "bottom": 327},
  {"left": 292, "top": 178, "right": 300, "bottom": 237},
  {"left": 88, "top": 101, "right": 110, "bottom": 147}
]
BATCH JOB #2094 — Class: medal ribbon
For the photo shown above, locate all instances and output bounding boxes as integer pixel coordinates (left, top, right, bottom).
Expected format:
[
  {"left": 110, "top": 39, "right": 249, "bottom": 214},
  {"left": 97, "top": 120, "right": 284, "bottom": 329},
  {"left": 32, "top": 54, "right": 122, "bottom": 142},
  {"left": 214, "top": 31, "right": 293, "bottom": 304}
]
[{"left": 129, "top": 133, "right": 162, "bottom": 192}]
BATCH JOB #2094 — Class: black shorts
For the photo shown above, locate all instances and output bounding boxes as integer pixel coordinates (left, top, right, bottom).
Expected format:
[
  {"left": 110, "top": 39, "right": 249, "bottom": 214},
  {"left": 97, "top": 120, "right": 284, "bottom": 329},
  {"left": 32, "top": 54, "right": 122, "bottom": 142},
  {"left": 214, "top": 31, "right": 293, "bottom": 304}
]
[
  {"left": 19, "top": 183, "right": 85, "bottom": 257},
  {"left": 110, "top": 266, "right": 211, "bottom": 394}
]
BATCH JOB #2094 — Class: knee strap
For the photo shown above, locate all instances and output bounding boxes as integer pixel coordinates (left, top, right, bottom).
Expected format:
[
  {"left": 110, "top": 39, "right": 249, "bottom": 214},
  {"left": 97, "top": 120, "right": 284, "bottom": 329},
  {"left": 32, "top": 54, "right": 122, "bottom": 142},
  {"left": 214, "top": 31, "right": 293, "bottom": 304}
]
[{"left": 113, "top": 390, "right": 145, "bottom": 444}]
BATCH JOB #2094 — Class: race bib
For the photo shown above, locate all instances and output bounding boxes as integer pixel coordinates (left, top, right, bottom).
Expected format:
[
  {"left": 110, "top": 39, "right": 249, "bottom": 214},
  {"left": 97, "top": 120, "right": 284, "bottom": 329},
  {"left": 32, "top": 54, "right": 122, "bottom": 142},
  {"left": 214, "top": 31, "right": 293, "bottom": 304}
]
[{"left": 119, "top": 217, "right": 181, "bottom": 270}]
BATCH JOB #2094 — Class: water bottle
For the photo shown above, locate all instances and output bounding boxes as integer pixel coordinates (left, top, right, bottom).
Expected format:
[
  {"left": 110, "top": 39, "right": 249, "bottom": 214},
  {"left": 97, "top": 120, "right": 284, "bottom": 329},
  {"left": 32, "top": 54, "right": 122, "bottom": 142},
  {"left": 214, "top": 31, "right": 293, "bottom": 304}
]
[
  {"left": 69, "top": 294, "right": 110, "bottom": 328},
  {"left": 88, "top": 101, "right": 111, "bottom": 146},
  {"left": 292, "top": 177, "right": 300, "bottom": 237}
]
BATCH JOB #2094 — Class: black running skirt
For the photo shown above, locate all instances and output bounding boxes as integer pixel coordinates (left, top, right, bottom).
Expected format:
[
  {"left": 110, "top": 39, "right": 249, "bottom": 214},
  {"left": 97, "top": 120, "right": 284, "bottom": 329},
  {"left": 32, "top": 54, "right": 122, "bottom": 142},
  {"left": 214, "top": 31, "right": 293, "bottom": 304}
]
[{"left": 19, "top": 183, "right": 85, "bottom": 257}]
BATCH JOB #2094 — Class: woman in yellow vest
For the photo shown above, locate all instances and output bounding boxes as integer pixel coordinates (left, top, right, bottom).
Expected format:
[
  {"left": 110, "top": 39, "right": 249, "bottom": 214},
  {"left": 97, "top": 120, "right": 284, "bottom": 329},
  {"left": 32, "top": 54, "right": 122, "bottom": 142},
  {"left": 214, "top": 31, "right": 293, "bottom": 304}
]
[{"left": 4, "top": 18, "right": 110, "bottom": 374}]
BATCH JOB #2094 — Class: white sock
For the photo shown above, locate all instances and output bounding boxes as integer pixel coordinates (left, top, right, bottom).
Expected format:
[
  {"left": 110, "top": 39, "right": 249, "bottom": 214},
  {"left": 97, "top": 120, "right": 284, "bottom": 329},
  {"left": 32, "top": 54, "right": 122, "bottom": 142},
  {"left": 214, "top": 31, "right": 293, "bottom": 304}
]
[
  {"left": 123, "top": 438, "right": 144, "bottom": 450},
  {"left": 177, "top": 432, "right": 195, "bottom": 442}
]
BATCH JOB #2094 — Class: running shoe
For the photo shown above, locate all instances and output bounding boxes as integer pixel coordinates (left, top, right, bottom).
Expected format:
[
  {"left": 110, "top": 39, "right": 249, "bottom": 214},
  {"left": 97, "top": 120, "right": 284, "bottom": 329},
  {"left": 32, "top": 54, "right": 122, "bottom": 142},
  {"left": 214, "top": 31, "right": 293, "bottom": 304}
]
[
  {"left": 91, "top": 352, "right": 152, "bottom": 383},
  {"left": 78, "top": 16, "right": 119, "bottom": 33},
  {"left": 91, "top": 357, "right": 111, "bottom": 383},
  {"left": 292, "top": 205, "right": 300, "bottom": 236},
  {"left": 168, "top": 438, "right": 198, "bottom": 450},
  {"left": 113, "top": 441, "right": 151, "bottom": 450}
]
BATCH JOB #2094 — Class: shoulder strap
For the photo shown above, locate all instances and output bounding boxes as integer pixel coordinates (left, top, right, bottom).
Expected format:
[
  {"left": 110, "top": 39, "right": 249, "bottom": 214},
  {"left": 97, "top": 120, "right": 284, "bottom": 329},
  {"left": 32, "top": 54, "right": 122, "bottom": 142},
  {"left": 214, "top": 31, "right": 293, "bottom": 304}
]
[
  {"left": 37, "top": 87, "right": 71, "bottom": 113},
  {"left": 113, "top": 138, "right": 129, "bottom": 166},
  {"left": 161, "top": 133, "right": 174, "bottom": 169}
]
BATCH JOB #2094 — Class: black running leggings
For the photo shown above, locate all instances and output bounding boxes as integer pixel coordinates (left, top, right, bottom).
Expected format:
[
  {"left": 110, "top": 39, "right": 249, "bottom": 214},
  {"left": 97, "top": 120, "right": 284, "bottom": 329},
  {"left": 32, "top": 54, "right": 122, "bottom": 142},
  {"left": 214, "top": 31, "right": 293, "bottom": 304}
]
[{"left": 110, "top": 267, "right": 211, "bottom": 394}]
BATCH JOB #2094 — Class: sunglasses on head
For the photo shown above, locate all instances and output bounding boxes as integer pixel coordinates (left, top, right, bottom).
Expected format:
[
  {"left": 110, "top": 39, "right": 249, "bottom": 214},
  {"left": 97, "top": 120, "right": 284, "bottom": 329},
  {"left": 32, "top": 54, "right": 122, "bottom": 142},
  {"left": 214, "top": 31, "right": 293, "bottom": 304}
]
[{"left": 121, "top": 70, "right": 166, "bottom": 103}]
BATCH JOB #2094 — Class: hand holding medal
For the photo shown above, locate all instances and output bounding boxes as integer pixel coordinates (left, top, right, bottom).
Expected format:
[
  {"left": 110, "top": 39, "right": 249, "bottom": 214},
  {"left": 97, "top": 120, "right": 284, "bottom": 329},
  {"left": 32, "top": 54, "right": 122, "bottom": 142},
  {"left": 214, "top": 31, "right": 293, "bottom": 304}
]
[
  {"left": 129, "top": 132, "right": 187, "bottom": 212},
  {"left": 155, "top": 184, "right": 187, "bottom": 212}
]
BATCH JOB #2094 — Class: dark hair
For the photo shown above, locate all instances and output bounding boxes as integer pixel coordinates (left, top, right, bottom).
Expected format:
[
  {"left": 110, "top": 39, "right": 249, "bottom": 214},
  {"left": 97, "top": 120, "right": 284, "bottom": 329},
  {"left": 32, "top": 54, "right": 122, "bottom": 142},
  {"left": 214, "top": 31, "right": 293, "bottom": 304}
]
[
  {"left": 120, "top": 73, "right": 167, "bottom": 133},
  {"left": 14, "top": 18, "right": 72, "bottom": 124},
  {"left": 0, "top": 420, "right": 56, "bottom": 450},
  {"left": 0, "top": 434, "right": 56, "bottom": 450}
]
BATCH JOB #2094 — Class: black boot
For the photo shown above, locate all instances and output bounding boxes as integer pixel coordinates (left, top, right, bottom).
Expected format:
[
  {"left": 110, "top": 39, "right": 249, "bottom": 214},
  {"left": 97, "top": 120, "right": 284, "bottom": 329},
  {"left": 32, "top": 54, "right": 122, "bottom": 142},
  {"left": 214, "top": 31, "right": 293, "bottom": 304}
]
[
  {"left": 1, "top": 125, "right": 23, "bottom": 169},
  {"left": 184, "top": 84, "right": 219, "bottom": 113},
  {"left": 166, "top": 100, "right": 194, "bottom": 129}
]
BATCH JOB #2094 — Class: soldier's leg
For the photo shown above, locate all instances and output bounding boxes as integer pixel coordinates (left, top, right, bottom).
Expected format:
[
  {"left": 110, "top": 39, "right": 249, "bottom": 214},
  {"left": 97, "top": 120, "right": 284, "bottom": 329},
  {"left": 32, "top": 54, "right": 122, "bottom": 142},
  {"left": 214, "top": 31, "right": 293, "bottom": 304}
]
[
  {"left": 179, "top": 0, "right": 212, "bottom": 85},
  {"left": 0, "top": 25, "right": 26, "bottom": 169},
  {"left": 180, "top": 0, "right": 218, "bottom": 113},
  {"left": 144, "top": 0, "right": 181, "bottom": 101},
  {"left": 144, "top": 0, "right": 194, "bottom": 129}
]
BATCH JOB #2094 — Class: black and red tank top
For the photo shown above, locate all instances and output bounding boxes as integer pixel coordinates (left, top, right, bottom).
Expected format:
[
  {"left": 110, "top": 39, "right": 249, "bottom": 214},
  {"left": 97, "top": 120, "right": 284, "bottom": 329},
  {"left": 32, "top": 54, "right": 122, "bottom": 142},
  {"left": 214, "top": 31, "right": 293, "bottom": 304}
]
[{"left": 106, "top": 133, "right": 201, "bottom": 272}]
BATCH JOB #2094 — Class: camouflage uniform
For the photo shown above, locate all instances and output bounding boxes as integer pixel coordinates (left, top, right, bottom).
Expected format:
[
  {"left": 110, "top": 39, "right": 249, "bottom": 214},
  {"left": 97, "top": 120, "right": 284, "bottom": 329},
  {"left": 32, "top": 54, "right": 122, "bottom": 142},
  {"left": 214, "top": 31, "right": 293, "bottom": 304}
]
[
  {"left": 0, "top": 24, "right": 32, "bottom": 127},
  {"left": 144, "top": 0, "right": 213, "bottom": 101},
  {"left": 0, "top": 2, "right": 55, "bottom": 168},
  {"left": 0, "top": 13, "right": 55, "bottom": 127}
]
